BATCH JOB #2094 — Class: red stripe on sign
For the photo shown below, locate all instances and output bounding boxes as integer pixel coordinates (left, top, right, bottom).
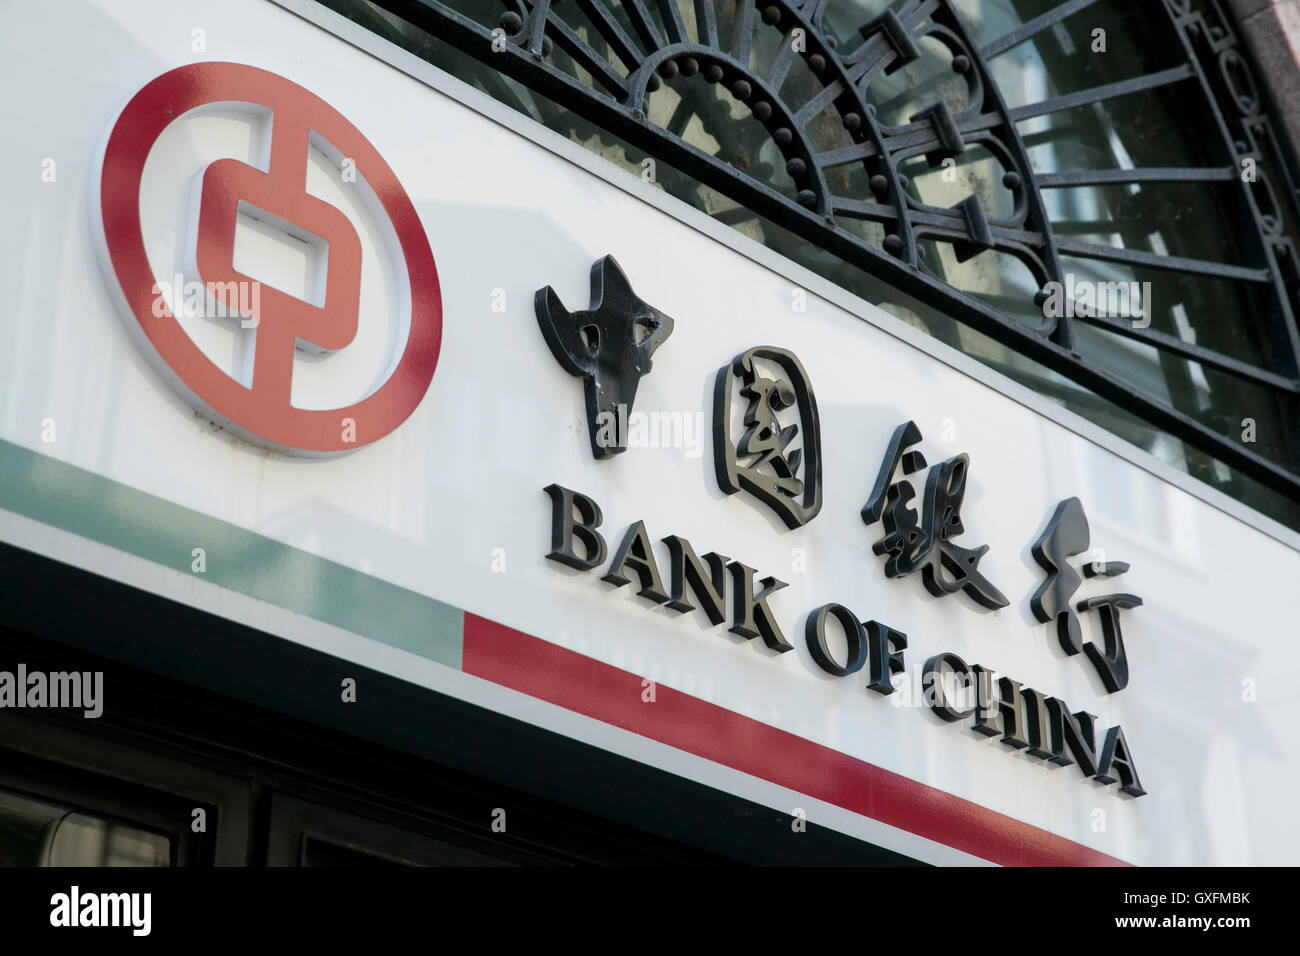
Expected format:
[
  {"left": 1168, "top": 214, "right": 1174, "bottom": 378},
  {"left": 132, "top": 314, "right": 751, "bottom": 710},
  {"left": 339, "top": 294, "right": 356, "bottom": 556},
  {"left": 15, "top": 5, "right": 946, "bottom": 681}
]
[{"left": 462, "top": 613, "right": 1130, "bottom": 867}]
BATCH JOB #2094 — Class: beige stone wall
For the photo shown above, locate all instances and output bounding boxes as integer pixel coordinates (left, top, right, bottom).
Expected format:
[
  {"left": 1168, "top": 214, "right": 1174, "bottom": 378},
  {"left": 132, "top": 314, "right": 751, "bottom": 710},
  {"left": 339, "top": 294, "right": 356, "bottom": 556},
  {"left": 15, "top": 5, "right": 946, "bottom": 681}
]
[{"left": 1231, "top": 0, "right": 1300, "bottom": 157}]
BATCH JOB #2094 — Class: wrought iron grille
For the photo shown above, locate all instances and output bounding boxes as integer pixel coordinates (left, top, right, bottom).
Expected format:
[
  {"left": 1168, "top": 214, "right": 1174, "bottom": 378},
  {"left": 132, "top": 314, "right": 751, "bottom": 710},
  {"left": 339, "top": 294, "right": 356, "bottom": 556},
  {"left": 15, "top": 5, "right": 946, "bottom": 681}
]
[{"left": 335, "top": 0, "right": 1300, "bottom": 504}]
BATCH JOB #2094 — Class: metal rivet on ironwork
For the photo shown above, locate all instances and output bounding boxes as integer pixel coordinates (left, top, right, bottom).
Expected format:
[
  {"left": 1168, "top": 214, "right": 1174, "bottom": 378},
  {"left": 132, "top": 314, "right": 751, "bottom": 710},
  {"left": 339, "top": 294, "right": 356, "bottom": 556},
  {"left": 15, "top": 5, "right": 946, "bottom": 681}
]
[
  {"left": 705, "top": 64, "right": 724, "bottom": 83},
  {"left": 774, "top": 127, "right": 793, "bottom": 146},
  {"left": 869, "top": 174, "right": 888, "bottom": 195},
  {"left": 762, "top": 5, "right": 781, "bottom": 24},
  {"left": 659, "top": 59, "right": 678, "bottom": 78},
  {"left": 753, "top": 101, "right": 772, "bottom": 121},
  {"left": 1003, "top": 171, "right": 1020, "bottom": 189},
  {"left": 681, "top": 56, "right": 699, "bottom": 76},
  {"left": 796, "top": 189, "right": 816, "bottom": 208},
  {"left": 884, "top": 234, "right": 903, "bottom": 255},
  {"left": 787, "top": 157, "right": 807, "bottom": 178},
  {"left": 897, "top": 174, "right": 909, "bottom": 188},
  {"left": 732, "top": 79, "right": 752, "bottom": 100},
  {"left": 844, "top": 112, "right": 861, "bottom": 131},
  {"left": 647, "top": 73, "right": 661, "bottom": 91},
  {"left": 952, "top": 55, "right": 970, "bottom": 73},
  {"left": 809, "top": 54, "right": 826, "bottom": 72},
  {"left": 500, "top": 11, "right": 522, "bottom": 31}
]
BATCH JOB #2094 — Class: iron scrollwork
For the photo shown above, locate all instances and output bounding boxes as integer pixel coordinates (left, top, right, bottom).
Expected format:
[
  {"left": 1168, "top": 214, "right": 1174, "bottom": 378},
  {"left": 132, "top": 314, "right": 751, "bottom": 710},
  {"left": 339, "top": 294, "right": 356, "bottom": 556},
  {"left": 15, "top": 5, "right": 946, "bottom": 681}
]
[{"left": 360, "top": 0, "right": 1300, "bottom": 502}]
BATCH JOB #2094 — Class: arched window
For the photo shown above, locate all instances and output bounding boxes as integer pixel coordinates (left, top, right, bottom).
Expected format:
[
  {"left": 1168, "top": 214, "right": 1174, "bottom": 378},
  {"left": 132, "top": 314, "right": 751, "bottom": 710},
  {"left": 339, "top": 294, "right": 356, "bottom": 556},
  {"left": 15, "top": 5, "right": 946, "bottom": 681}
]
[{"left": 316, "top": 0, "right": 1300, "bottom": 529}]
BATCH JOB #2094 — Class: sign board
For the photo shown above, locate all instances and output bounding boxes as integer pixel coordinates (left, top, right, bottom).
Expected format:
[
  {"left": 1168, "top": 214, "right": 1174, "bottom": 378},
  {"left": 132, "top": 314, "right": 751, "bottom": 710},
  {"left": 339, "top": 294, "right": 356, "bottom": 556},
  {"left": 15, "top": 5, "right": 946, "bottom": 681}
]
[{"left": 1, "top": 0, "right": 1298, "bottom": 865}]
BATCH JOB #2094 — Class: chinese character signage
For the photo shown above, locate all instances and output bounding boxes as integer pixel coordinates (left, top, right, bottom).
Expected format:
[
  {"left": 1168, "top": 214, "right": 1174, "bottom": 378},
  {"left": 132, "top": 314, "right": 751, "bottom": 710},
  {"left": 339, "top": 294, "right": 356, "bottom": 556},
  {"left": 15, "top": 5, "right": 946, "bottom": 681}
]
[{"left": 533, "top": 256, "right": 1146, "bottom": 797}]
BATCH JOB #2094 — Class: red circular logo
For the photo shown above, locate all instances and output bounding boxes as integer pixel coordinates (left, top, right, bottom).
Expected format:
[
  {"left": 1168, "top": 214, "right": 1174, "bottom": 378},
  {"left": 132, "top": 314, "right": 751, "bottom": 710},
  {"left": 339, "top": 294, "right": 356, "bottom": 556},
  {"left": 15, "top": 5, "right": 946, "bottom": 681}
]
[{"left": 96, "top": 62, "right": 442, "bottom": 454}]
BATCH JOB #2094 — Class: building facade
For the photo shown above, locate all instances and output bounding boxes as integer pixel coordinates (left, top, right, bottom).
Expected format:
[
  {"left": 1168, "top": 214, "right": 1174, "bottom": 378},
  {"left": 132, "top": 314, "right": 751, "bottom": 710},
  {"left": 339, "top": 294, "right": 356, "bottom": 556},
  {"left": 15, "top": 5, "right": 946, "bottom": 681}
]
[{"left": 2, "top": 0, "right": 1299, "bottom": 865}]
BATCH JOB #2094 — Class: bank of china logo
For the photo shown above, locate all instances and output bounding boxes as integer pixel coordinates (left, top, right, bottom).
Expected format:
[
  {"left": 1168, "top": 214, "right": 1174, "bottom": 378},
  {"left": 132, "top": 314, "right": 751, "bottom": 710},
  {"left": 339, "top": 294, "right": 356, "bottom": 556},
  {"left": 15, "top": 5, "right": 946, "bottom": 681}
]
[{"left": 92, "top": 63, "right": 442, "bottom": 455}]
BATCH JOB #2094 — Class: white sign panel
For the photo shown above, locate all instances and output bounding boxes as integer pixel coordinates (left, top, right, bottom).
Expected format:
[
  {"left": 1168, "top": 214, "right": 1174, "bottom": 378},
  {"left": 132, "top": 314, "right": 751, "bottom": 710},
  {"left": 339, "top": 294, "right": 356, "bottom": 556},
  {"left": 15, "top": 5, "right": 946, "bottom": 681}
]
[{"left": 1, "top": 0, "right": 1297, "bottom": 865}]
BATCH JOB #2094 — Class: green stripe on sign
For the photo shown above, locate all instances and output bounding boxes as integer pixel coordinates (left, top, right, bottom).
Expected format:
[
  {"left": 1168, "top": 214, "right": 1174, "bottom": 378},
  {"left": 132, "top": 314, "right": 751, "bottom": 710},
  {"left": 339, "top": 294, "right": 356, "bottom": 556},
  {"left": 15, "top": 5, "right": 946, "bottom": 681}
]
[{"left": 0, "top": 440, "right": 463, "bottom": 669}]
